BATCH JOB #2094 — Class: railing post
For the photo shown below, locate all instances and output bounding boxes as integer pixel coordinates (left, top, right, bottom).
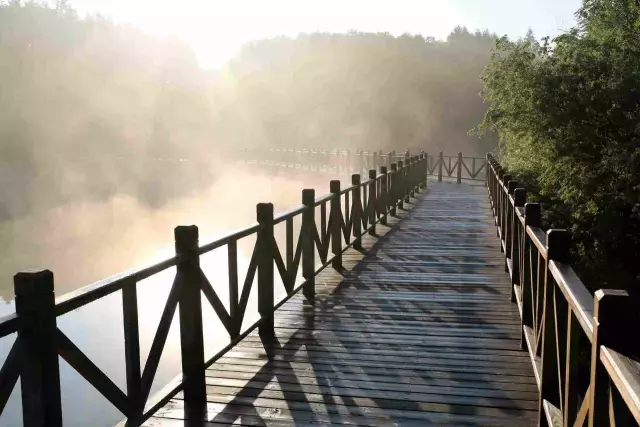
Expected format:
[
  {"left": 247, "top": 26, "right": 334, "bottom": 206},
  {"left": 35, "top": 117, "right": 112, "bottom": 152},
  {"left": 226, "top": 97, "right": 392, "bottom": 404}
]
[
  {"left": 380, "top": 166, "right": 388, "bottom": 225},
  {"left": 408, "top": 157, "right": 416, "bottom": 198},
  {"left": 500, "top": 174, "right": 512, "bottom": 248},
  {"left": 397, "top": 160, "right": 404, "bottom": 210},
  {"left": 257, "top": 203, "right": 275, "bottom": 337},
  {"left": 404, "top": 158, "right": 411, "bottom": 203},
  {"left": 505, "top": 180, "right": 518, "bottom": 273},
  {"left": 510, "top": 188, "right": 525, "bottom": 303},
  {"left": 175, "top": 225, "right": 207, "bottom": 422},
  {"left": 302, "top": 189, "right": 315, "bottom": 302},
  {"left": 14, "top": 270, "right": 63, "bottom": 427},
  {"left": 330, "top": 180, "right": 342, "bottom": 269},
  {"left": 538, "top": 229, "right": 570, "bottom": 427},
  {"left": 415, "top": 156, "right": 420, "bottom": 190},
  {"left": 420, "top": 153, "right": 427, "bottom": 189},
  {"left": 368, "top": 169, "right": 377, "bottom": 235},
  {"left": 352, "top": 174, "right": 363, "bottom": 249},
  {"left": 438, "top": 151, "right": 443, "bottom": 182},
  {"left": 588, "top": 289, "right": 632, "bottom": 427},
  {"left": 389, "top": 163, "right": 397, "bottom": 216},
  {"left": 521, "top": 202, "right": 540, "bottom": 349},
  {"left": 495, "top": 167, "right": 503, "bottom": 224},
  {"left": 485, "top": 153, "right": 490, "bottom": 186},
  {"left": 457, "top": 152, "right": 463, "bottom": 184}
]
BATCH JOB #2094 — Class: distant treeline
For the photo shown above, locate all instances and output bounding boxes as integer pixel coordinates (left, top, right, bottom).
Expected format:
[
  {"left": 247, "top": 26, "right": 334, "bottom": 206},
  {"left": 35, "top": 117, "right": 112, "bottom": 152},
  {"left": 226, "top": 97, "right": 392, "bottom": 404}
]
[
  {"left": 1, "top": 0, "right": 500, "bottom": 218},
  {"left": 215, "top": 28, "right": 499, "bottom": 155},
  {"left": 477, "top": 0, "right": 640, "bottom": 293}
]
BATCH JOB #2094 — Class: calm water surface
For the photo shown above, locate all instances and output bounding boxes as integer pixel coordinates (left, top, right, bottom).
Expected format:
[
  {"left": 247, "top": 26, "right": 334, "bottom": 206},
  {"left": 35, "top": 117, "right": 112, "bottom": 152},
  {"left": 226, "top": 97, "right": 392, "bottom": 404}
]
[{"left": 0, "top": 168, "right": 332, "bottom": 426}]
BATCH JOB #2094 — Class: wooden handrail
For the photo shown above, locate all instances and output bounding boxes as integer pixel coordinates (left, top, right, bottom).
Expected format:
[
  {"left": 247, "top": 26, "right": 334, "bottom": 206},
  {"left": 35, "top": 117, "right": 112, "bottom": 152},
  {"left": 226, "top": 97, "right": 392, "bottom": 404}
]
[
  {"left": 486, "top": 152, "right": 640, "bottom": 427},
  {"left": 234, "top": 148, "right": 487, "bottom": 181},
  {"left": 0, "top": 150, "right": 434, "bottom": 426}
]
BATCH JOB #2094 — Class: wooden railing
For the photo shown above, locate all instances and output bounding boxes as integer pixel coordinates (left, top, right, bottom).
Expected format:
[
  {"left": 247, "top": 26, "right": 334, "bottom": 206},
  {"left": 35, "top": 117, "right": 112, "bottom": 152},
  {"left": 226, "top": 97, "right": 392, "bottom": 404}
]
[
  {"left": 233, "top": 148, "right": 487, "bottom": 182},
  {"left": 487, "top": 153, "right": 640, "bottom": 427},
  {"left": 0, "top": 153, "right": 429, "bottom": 426}
]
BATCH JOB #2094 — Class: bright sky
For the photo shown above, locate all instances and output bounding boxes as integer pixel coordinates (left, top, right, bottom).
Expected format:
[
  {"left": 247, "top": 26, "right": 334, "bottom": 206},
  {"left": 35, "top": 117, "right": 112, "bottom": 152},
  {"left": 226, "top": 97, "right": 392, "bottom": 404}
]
[{"left": 69, "top": 0, "right": 582, "bottom": 69}]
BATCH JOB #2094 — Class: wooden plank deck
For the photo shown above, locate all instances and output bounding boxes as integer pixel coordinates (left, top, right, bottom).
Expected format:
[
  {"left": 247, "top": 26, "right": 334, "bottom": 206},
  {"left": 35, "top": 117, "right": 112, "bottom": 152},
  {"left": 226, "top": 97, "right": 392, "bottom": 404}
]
[{"left": 145, "top": 181, "right": 537, "bottom": 426}]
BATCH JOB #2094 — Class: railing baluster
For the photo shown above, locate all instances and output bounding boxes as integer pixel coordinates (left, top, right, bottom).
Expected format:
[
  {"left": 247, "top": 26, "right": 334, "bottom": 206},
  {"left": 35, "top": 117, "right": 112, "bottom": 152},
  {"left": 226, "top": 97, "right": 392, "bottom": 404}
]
[
  {"left": 368, "top": 170, "right": 377, "bottom": 235},
  {"left": 397, "top": 161, "right": 404, "bottom": 210},
  {"left": 522, "top": 203, "right": 540, "bottom": 349},
  {"left": 257, "top": 203, "right": 275, "bottom": 338},
  {"left": 14, "top": 270, "right": 63, "bottom": 427},
  {"left": 352, "top": 174, "right": 363, "bottom": 249},
  {"left": 390, "top": 163, "right": 398, "bottom": 216},
  {"left": 286, "top": 217, "right": 294, "bottom": 270},
  {"left": 380, "top": 166, "right": 388, "bottom": 226},
  {"left": 588, "top": 289, "right": 631, "bottom": 427},
  {"left": 330, "top": 180, "right": 342, "bottom": 269},
  {"left": 501, "top": 174, "right": 512, "bottom": 248},
  {"left": 228, "top": 240, "right": 239, "bottom": 337},
  {"left": 122, "top": 279, "right": 142, "bottom": 417},
  {"left": 535, "top": 250, "right": 545, "bottom": 357},
  {"left": 421, "top": 152, "right": 428, "bottom": 188},
  {"left": 438, "top": 151, "right": 443, "bottom": 181},
  {"left": 457, "top": 152, "right": 463, "bottom": 184},
  {"left": 320, "top": 201, "right": 327, "bottom": 244},
  {"left": 563, "top": 309, "right": 581, "bottom": 427},
  {"left": 175, "top": 225, "right": 207, "bottom": 422},
  {"left": 538, "top": 229, "right": 570, "bottom": 427},
  {"left": 404, "top": 159, "right": 411, "bottom": 203},
  {"left": 302, "top": 189, "right": 315, "bottom": 302},
  {"left": 509, "top": 185, "right": 523, "bottom": 300}
]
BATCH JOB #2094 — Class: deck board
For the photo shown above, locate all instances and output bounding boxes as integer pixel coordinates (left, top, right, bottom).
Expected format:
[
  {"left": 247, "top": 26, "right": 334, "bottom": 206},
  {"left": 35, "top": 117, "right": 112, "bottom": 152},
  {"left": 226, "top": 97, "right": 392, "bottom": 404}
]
[{"left": 146, "top": 181, "right": 536, "bottom": 426}]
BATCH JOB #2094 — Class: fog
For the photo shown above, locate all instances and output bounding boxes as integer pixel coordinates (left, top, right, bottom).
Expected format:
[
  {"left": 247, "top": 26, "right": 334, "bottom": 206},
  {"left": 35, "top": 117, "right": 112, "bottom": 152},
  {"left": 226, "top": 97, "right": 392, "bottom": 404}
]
[
  {"left": 0, "top": 2, "right": 511, "bottom": 425},
  {"left": 0, "top": 164, "right": 340, "bottom": 301},
  {"left": 0, "top": 1, "right": 499, "bottom": 298}
]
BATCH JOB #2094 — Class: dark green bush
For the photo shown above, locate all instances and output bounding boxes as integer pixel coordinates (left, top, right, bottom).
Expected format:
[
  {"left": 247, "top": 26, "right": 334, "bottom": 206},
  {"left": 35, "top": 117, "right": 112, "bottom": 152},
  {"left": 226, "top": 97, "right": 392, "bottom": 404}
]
[{"left": 476, "top": 0, "right": 640, "bottom": 292}]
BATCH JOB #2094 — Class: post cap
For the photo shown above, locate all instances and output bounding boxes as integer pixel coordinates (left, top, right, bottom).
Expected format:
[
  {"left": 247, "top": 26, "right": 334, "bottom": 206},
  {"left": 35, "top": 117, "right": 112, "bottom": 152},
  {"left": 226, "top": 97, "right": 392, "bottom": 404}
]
[
  {"left": 14, "top": 270, "right": 54, "bottom": 297},
  {"left": 524, "top": 203, "right": 541, "bottom": 227},
  {"left": 302, "top": 188, "right": 315, "bottom": 204},
  {"left": 513, "top": 188, "right": 526, "bottom": 206},
  {"left": 546, "top": 229, "right": 570, "bottom": 262}
]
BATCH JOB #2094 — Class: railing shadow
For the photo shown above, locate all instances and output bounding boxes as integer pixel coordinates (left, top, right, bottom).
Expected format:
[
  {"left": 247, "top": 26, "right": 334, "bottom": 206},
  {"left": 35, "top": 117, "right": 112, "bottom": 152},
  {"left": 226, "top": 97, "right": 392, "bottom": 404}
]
[{"left": 203, "top": 186, "right": 538, "bottom": 425}]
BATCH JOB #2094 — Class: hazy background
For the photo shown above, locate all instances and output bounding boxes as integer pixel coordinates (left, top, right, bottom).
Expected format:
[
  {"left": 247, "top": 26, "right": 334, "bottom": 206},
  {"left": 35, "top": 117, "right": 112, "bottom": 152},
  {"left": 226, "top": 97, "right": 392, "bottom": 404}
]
[
  {"left": 0, "top": 1, "right": 581, "bottom": 425},
  {"left": 0, "top": 0, "right": 579, "bottom": 295},
  {"left": 0, "top": 0, "right": 579, "bottom": 305}
]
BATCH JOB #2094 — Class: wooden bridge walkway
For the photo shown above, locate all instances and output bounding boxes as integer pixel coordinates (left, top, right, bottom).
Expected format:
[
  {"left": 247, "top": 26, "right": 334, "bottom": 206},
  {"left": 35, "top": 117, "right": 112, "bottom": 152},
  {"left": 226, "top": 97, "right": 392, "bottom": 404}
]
[
  {"left": 2, "top": 152, "right": 638, "bottom": 426},
  {"left": 146, "top": 181, "right": 537, "bottom": 426}
]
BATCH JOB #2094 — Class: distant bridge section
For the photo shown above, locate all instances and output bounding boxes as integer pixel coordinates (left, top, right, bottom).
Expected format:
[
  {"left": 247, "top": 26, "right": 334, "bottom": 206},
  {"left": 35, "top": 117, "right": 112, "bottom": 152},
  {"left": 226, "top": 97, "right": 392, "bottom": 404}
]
[{"left": 231, "top": 148, "right": 487, "bottom": 182}]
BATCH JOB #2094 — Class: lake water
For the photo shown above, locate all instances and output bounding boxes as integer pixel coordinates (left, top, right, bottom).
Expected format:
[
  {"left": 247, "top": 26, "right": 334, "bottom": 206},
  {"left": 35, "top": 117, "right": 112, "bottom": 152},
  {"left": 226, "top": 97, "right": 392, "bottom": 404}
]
[{"left": 0, "top": 166, "right": 338, "bottom": 426}]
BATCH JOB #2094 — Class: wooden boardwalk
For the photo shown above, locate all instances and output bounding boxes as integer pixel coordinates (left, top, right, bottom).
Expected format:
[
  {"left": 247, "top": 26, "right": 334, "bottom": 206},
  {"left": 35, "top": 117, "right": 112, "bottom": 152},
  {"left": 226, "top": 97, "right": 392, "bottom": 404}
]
[{"left": 146, "top": 181, "right": 537, "bottom": 426}]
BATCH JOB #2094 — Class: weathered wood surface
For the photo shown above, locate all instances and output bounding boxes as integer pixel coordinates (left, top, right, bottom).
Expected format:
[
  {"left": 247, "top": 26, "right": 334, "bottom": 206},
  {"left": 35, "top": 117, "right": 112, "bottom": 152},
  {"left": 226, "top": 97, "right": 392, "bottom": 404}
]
[{"left": 145, "top": 181, "right": 537, "bottom": 426}]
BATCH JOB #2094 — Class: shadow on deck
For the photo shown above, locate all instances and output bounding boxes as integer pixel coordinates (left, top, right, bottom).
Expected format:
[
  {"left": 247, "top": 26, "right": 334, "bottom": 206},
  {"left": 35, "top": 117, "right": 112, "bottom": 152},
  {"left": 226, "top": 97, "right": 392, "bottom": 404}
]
[{"left": 146, "top": 181, "right": 537, "bottom": 426}]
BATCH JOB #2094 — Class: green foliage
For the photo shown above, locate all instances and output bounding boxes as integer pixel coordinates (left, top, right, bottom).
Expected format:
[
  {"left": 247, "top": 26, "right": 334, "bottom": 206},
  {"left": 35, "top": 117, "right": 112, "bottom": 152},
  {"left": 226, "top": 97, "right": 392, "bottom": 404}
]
[{"left": 477, "top": 0, "right": 640, "bottom": 290}]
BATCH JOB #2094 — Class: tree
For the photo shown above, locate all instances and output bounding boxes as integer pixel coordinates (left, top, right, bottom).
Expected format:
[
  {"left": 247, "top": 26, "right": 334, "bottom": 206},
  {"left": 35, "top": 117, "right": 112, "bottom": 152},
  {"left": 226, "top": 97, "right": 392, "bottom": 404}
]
[{"left": 477, "top": 0, "right": 640, "bottom": 292}]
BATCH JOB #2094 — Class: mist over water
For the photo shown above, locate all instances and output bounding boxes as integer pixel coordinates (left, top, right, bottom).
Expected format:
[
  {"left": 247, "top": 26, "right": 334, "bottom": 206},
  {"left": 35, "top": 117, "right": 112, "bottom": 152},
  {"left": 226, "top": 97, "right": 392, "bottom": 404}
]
[
  {"left": 0, "top": 164, "right": 336, "bottom": 301},
  {"left": 0, "top": 162, "right": 344, "bottom": 427}
]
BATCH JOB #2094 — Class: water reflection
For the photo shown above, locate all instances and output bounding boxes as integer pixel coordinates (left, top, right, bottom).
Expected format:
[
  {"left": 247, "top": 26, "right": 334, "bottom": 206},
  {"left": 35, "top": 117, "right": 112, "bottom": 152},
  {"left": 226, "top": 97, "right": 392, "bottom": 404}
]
[{"left": 0, "top": 167, "right": 331, "bottom": 427}]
